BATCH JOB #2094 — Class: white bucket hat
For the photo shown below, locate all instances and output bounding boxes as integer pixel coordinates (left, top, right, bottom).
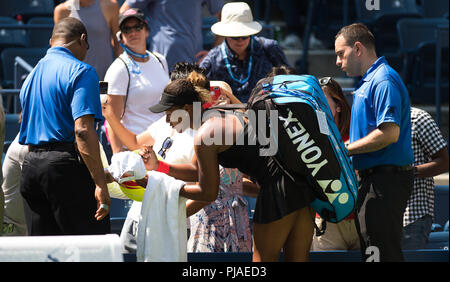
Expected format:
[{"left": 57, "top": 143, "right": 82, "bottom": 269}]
[{"left": 211, "top": 2, "right": 262, "bottom": 37}]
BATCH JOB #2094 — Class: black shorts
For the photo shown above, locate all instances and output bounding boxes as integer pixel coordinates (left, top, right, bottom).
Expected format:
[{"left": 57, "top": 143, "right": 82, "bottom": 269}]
[{"left": 252, "top": 157, "right": 315, "bottom": 224}]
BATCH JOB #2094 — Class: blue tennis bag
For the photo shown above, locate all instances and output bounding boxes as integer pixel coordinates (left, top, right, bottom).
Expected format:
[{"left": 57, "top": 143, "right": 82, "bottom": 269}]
[{"left": 247, "top": 74, "right": 358, "bottom": 225}]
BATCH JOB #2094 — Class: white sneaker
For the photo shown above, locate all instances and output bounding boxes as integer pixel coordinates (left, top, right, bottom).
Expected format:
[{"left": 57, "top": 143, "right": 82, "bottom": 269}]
[
  {"left": 308, "top": 33, "right": 325, "bottom": 49},
  {"left": 280, "top": 34, "right": 302, "bottom": 49}
]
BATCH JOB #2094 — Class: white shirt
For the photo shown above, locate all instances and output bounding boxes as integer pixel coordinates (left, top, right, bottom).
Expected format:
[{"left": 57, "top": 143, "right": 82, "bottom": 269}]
[
  {"left": 104, "top": 52, "right": 169, "bottom": 134},
  {"left": 127, "top": 116, "right": 195, "bottom": 222}
]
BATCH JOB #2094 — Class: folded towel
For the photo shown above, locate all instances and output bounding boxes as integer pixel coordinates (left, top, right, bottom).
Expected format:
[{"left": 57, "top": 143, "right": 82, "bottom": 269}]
[
  {"left": 107, "top": 151, "right": 147, "bottom": 184},
  {"left": 136, "top": 171, "right": 187, "bottom": 262}
]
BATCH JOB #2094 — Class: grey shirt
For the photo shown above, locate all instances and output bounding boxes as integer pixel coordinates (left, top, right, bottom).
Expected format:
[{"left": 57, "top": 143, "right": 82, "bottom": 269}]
[
  {"left": 126, "top": 0, "right": 223, "bottom": 71},
  {"left": 70, "top": 0, "right": 114, "bottom": 80}
]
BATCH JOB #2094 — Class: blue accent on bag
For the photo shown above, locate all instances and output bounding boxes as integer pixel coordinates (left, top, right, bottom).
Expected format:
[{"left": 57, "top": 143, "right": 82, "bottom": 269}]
[{"left": 261, "top": 75, "right": 358, "bottom": 223}]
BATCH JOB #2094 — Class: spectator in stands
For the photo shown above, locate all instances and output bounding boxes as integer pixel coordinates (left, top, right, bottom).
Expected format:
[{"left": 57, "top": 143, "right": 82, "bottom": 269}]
[
  {"left": 402, "top": 107, "right": 449, "bottom": 250},
  {"left": 54, "top": 0, "right": 122, "bottom": 80},
  {"left": 200, "top": 2, "right": 289, "bottom": 103},
  {"left": 119, "top": 0, "right": 223, "bottom": 71},
  {"left": 336, "top": 23, "right": 414, "bottom": 261},
  {"left": 19, "top": 17, "right": 110, "bottom": 235},
  {"left": 103, "top": 8, "right": 169, "bottom": 154},
  {"left": 311, "top": 77, "right": 359, "bottom": 251}
]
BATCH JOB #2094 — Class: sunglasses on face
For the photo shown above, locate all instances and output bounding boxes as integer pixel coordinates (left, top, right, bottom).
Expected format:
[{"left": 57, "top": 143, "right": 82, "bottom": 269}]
[
  {"left": 228, "top": 36, "right": 250, "bottom": 41},
  {"left": 319, "top": 77, "right": 332, "bottom": 86},
  {"left": 121, "top": 23, "right": 145, "bottom": 34},
  {"left": 158, "top": 137, "right": 173, "bottom": 159}
]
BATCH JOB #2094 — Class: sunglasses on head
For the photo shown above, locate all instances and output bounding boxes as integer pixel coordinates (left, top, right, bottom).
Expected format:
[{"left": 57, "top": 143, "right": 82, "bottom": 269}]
[
  {"left": 158, "top": 137, "right": 173, "bottom": 159},
  {"left": 121, "top": 23, "right": 145, "bottom": 34},
  {"left": 319, "top": 77, "right": 333, "bottom": 86},
  {"left": 228, "top": 36, "right": 250, "bottom": 41}
]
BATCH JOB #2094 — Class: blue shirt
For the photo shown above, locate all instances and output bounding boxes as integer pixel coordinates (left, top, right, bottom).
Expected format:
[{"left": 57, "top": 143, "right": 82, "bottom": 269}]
[
  {"left": 200, "top": 36, "right": 289, "bottom": 103},
  {"left": 126, "top": 0, "right": 223, "bottom": 71},
  {"left": 350, "top": 56, "right": 413, "bottom": 170},
  {"left": 19, "top": 47, "right": 103, "bottom": 145}
]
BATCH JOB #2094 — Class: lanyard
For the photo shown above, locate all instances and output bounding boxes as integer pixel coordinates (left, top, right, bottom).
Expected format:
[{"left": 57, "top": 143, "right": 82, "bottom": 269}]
[
  {"left": 221, "top": 37, "right": 253, "bottom": 85},
  {"left": 119, "top": 42, "right": 150, "bottom": 75}
]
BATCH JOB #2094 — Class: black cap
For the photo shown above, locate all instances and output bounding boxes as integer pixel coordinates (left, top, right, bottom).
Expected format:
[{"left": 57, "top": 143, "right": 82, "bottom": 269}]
[
  {"left": 118, "top": 8, "right": 147, "bottom": 28},
  {"left": 149, "top": 92, "right": 199, "bottom": 113}
]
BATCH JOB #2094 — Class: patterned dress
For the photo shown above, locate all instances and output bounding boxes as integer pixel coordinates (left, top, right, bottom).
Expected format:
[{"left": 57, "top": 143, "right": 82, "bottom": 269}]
[{"left": 187, "top": 167, "right": 252, "bottom": 252}]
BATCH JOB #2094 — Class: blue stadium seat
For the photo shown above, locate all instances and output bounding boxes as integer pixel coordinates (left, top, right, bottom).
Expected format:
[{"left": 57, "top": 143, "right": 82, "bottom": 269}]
[
  {"left": 0, "top": 2, "right": 16, "bottom": 18},
  {"left": 313, "top": 0, "right": 357, "bottom": 49},
  {"left": 0, "top": 16, "right": 29, "bottom": 50},
  {"left": 434, "top": 185, "right": 449, "bottom": 228},
  {"left": 0, "top": 47, "right": 47, "bottom": 88},
  {"left": 354, "top": 0, "right": 422, "bottom": 71},
  {"left": 426, "top": 231, "right": 449, "bottom": 249},
  {"left": 110, "top": 198, "right": 133, "bottom": 235},
  {"left": 445, "top": 221, "right": 449, "bottom": 232},
  {"left": 27, "top": 17, "right": 53, "bottom": 48},
  {"left": 396, "top": 18, "right": 449, "bottom": 104},
  {"left": 9, "top": 0, "right": 54, "bottom": 22},
  {"left": 418, "top": 0, "right": 449, "bottom": 18}
]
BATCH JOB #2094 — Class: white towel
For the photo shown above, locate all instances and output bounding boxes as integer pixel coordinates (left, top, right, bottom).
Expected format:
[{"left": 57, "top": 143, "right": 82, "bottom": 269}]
[
  {"left": 107, "top": 151, "right": 147, "bottom": 184},
  {"left": 136, "top": 171, "right": 187, "bottom": 262}
]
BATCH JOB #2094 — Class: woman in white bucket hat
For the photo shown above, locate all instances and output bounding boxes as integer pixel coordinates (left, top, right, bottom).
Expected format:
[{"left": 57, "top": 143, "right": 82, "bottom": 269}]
[{"left": 200, "top": 2, "right": 289, "bottom": 103}]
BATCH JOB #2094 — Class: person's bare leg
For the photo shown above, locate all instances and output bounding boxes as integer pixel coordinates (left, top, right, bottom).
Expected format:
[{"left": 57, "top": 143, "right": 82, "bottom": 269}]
[
  {"left": 282, "top": 206, "right": 314, "bottom": 261},
  {"left": 252, "top": 209, "right": 308, "bottom": 262}
]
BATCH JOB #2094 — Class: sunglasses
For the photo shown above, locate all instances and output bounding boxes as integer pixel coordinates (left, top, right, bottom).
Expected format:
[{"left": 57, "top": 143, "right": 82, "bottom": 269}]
[
  {"left": 319, "top": 77, "right": 332, "bottom": 86},
  {"left": 121, "top": 23, "right": 145, "bottom": 34},
  {"left": 158, "top": 137, "right": 173, "bottom": 159},
  {"left": 228, "top": 36, "right": 250, "bottom": 41}
]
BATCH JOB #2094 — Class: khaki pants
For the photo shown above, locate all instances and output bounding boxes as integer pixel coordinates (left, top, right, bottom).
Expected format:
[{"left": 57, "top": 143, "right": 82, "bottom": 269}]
[{"left": 311, "top": 217, "right": 360, "bottom": 251}]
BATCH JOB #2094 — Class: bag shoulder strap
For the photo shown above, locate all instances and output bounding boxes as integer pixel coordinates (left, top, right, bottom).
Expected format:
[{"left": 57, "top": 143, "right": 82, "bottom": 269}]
[
  {"left": 117, "top": 56, "right": 131, "bottom": 119},
  {"left": 150, "top": 51, "right": 166, "bottom": 73}
]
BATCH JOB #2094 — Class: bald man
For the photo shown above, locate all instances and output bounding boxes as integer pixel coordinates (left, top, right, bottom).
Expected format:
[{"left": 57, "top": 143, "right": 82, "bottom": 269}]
[{"left": 19, "top": 17, "right": 111, "bottom": 235}]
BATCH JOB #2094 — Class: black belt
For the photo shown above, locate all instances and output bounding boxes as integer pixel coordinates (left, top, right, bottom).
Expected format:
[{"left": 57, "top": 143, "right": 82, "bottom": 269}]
[
  {"left": 28, "top": 142, "right": 76, "bottom": 152},
  {"left": 359, "top": 165, "right": 413, "bottom": 178}
]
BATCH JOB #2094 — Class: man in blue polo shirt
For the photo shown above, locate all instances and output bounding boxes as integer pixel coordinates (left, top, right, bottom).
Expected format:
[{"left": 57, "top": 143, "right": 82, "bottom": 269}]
[
  {"left": 19, "top": 17, "right": 110, "bottom": 235},
  {"left": 335, "top": 23, "right": 414, "bottom": 262}
]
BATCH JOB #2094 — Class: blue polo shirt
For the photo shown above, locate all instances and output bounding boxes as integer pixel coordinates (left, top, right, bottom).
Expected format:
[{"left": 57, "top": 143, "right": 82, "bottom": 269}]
[
  {"left": 350, "top": 56, "right": 413, "bottom": 170},
  {"left": 19, "top": 47, "right": 103, "bottom": 145}
]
